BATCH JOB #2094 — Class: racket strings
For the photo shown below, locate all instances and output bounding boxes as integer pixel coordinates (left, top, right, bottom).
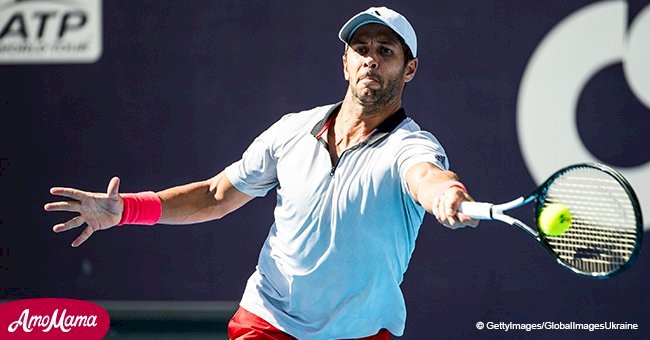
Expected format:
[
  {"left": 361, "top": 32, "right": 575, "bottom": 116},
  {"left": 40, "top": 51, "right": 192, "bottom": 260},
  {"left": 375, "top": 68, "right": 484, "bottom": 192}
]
[{"left": 541, "top": 167, "right": 640, "bottom": 275}]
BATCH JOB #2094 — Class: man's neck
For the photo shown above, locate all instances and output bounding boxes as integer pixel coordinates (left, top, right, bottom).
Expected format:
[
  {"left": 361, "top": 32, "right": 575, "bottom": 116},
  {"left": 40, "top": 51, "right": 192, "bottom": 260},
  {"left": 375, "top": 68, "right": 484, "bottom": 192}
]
[
  {"left": 337, "top": 92, "right": 402, "bottom": 138},
  {"left": 326, "top": 92, "right": 402, "bottom": 159}
]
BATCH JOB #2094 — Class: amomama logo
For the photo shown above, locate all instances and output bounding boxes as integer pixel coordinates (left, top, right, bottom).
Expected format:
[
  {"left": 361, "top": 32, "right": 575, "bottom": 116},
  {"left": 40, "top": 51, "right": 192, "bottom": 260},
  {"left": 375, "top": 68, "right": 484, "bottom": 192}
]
[
  {"left": 0, "top": 298, "right": 110, "bottom": 339},
  {"left": 0, "top": 0, "right": 102, "bottom": 63}
]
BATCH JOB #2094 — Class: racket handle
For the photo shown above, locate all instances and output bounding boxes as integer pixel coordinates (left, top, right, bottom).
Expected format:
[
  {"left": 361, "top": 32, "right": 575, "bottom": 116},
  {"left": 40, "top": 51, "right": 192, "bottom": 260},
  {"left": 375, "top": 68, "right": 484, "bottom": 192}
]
[{"left": 459, "top": 201, "right": 493, "bottom": 220}]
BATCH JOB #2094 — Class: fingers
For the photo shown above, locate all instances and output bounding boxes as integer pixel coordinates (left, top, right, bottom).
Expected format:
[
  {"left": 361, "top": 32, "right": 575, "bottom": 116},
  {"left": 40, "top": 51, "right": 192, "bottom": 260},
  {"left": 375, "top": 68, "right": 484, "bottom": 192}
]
[
  {"left": 457, "top": 212, "right": 479, "bottom": 228},
  {"left": 107, "top": 177, "right": 120, "bottom": 199},
  {"left": 446, "top": 214, "right": 460, "bottom": 227},
  {"left": 433, "top": 197, "right": 445, "bottom": 223},
  {"left": 433, "top": 197, "right": 459, "bottom": 229},
  {"left": 44, "top": 201, "right": 81, "bottom": 212},
  {"left": 53, "top": 215, "right": 85, "bottom": 233},
  {"left": 445, "top": 198, "right": 460, "bottom": 227},
  {"left": 71, "top": 225, "right": 94, "bottom": 247},
  {"left": 49, "top": 187, "right": 86, "bottom": 200},
  {"left": 433, "top": 190, "right": 479, "bottom": 229}
]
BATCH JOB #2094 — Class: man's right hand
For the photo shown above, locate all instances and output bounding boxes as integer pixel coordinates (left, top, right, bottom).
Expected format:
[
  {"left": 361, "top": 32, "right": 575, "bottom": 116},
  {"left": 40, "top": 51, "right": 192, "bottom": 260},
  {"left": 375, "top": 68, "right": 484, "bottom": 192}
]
[{"left": 44, "top": 177, "right": 124, "bottom": 247}]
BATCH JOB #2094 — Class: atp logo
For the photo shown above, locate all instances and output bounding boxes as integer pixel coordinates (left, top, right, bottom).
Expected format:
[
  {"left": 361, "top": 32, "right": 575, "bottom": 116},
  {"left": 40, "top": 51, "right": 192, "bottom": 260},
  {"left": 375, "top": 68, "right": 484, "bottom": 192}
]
[
  {"left": 517, "top": 0, "right": 650, "bottom": 230},
  {"left": 0, "top": 0, "right": 102, "bottom": 63}
]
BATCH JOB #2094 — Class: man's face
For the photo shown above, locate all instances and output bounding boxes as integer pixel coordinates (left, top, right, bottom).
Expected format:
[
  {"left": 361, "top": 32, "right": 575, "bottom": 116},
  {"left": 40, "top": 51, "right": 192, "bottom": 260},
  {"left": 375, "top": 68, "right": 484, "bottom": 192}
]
[{"left": 343, "top": 23, "right": 417, "bottom": 109}]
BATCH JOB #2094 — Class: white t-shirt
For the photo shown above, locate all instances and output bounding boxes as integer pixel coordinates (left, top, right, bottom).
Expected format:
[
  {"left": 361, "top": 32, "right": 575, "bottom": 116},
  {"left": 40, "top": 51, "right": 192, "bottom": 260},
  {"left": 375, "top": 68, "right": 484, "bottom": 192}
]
[{"left": 225, "top": 102, "right": 449, "bottom": 339}]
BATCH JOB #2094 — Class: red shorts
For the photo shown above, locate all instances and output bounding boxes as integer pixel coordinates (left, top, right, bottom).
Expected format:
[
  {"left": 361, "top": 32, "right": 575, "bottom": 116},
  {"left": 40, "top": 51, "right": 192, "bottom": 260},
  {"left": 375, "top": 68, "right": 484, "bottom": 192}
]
[{"left": 228, "top": 307, "right": 391, "bottom": 340}]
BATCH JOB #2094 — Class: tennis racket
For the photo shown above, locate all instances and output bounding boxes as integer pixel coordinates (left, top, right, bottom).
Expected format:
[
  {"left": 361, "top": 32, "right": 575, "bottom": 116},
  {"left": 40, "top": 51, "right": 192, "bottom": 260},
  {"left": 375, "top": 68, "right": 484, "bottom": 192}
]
[{"left": 459, "top": 163, "right": 643, "bottom": 278}]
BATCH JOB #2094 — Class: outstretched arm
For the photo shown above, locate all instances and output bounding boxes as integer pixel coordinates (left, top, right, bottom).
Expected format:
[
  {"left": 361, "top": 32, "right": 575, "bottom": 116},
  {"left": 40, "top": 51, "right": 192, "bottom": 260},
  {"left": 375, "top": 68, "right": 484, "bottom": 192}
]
[
  {"left": 406, "top": 162, "right": 478, "bottom": 229},
  {"left": 157, "top": 171, "right": 252, "bottom": 224},
  {"left": 45, "top": 171, "right": 252, "bottom": 247}
]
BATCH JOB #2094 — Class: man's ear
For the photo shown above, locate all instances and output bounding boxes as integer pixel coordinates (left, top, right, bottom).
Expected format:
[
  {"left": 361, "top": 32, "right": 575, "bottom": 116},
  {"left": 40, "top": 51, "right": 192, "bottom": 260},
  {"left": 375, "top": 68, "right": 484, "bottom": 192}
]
[
  {"left": 403, "top": 58, "right": 418, "bottom": 83},
  {"left": 342, "top": 53, "right": 350, "bottom": 81}
]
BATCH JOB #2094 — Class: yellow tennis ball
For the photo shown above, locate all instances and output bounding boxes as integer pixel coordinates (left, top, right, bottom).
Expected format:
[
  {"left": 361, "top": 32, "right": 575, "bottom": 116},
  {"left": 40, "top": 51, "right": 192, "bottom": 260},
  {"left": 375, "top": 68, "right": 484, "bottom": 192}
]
[{"left": 538, "top": 203, "right": 572, "bottom": 236}]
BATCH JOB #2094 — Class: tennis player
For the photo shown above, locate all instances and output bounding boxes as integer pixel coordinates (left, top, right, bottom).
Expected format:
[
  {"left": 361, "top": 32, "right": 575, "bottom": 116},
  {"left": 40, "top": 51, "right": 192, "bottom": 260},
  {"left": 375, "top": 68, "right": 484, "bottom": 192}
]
[{"left": 45, "top": 6, "right": 478, "bottom": 339}]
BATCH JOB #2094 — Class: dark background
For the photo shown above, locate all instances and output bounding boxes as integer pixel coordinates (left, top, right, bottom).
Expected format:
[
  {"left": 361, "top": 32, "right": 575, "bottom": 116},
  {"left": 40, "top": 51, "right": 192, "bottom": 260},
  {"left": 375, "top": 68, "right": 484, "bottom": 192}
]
[{"left": 1, "top": 1, "right": 648, "bottom": 339}]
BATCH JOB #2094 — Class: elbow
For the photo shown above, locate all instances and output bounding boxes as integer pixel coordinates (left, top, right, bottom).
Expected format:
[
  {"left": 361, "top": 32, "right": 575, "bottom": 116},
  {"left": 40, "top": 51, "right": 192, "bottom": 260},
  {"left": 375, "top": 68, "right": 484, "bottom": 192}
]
[
  {"left": 212, "top": 208, "right": 227, "bottom": 220},
  {"left": 210, "top": 194, "right": 232, "bottom": 220}
]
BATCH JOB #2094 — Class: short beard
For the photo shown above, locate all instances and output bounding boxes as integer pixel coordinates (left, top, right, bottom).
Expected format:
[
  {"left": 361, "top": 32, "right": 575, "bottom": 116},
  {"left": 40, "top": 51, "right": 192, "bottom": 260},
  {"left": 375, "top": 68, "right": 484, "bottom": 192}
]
[{"left": 351, "top": 70, "right": 405, "bottom": 113}]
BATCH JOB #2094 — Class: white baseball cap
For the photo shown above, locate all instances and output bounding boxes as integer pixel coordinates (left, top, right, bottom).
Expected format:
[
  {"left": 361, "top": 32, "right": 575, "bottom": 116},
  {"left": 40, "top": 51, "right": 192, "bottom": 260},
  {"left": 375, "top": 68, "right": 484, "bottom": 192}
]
[{"left": 338, "top": 6, "right": 417, "bottom": 58}]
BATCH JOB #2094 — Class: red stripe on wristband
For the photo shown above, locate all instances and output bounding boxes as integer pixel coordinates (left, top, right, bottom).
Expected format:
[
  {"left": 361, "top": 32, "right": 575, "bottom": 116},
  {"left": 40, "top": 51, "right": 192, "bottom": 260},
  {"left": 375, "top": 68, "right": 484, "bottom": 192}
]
[
  {"left": 118, "top": 192, "right": 162, "bottom": 226},
  {"left": 432, "top": 180, "right": 467, "bottom": 199}
]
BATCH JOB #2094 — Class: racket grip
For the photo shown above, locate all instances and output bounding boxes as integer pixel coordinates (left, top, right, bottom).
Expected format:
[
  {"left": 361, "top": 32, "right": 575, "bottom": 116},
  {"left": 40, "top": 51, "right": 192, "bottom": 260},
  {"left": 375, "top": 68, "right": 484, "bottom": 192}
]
[{"left": 459, "top": 201, "right": 493, "bottom": 220}]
